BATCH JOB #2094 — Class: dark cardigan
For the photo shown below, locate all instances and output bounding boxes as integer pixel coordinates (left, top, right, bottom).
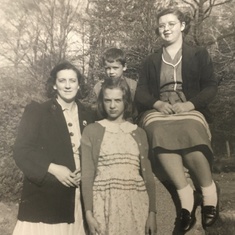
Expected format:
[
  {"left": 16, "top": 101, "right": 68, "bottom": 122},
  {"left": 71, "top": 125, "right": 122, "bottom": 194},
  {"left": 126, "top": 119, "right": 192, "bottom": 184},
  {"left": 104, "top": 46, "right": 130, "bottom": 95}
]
[
  {"left": 135, "top": 43, "right": 218, "bottom": 123},
  {"left": 13, "top": 98, "right": 95, "bottom": 223}
]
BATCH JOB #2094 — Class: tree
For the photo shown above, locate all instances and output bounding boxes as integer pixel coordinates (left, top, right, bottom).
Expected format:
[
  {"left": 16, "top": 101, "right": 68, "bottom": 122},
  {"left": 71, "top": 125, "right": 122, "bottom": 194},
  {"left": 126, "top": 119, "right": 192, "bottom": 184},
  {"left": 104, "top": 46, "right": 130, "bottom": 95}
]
[
  {"left": 83, "top": 0, "right": 173, "bottom": 82},
  {"left": 0, "top": 0, "right": 31, "bottom": 71},
  {"left": 0, "top": 0, "right": 86, "bottom": 79},
  {"left": 181, "top": 0, "right": 233, "bottom": 45}
]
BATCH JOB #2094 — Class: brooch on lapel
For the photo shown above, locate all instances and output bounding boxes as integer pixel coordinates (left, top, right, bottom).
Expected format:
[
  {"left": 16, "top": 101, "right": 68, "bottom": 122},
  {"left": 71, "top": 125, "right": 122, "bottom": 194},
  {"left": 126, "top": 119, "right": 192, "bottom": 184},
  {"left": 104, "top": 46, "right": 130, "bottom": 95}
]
[
  {"left": 51, "top": 104, "right": 57, "bottom": 110},
  {"left": 83, "top": 120, "right": 87, "bottom": 126}
]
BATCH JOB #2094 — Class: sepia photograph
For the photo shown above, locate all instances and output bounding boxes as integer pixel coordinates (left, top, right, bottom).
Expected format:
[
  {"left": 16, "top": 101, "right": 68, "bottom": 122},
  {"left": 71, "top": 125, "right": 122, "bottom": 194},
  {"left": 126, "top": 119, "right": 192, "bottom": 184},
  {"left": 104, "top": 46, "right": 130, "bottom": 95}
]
[{"left": 0, "top": 0, "right": 234, "bottom": 234}]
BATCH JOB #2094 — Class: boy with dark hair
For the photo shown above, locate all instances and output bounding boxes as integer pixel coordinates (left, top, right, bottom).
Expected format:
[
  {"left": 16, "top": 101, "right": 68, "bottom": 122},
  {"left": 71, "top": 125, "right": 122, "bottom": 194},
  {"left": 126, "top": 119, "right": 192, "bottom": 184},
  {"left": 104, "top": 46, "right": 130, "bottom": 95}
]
[{"left": 93, "top": 47, "right": 137, "bottom": 101}]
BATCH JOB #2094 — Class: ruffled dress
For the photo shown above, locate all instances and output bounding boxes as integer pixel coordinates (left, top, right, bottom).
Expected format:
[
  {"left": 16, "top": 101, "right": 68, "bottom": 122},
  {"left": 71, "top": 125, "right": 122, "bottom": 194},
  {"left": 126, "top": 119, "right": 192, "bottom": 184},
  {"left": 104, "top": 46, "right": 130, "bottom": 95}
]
[
  {"left": 12, "top": 102, "right": 86, "bottom": 235},
  {"left": 93, "top": 120, "right": 149, "bottom": 235}
]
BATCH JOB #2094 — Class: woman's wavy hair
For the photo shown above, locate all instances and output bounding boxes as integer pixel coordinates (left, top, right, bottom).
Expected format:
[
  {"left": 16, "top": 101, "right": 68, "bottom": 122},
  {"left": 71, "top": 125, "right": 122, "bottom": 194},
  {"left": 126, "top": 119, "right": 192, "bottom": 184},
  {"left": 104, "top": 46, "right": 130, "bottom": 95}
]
[
  {"left": 155, "top": 8, "right": 192, "bottom": 36},
  {"left": 46, "top": 61, "right": 88, "bottom": 99},
  {"left": 97, "top": 78, "right": 133, "bottom": 120}
]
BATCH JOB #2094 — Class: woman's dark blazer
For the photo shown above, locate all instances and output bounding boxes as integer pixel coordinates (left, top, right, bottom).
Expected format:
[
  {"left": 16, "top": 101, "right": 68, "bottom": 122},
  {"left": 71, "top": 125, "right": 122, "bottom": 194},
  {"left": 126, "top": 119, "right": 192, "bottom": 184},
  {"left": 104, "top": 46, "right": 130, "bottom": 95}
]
[
  {"left": 135, "top": 42, "right": 218, "bottom": 122},
  {"left": 13, "top": 98, "right": 95, "bottom": 223}
]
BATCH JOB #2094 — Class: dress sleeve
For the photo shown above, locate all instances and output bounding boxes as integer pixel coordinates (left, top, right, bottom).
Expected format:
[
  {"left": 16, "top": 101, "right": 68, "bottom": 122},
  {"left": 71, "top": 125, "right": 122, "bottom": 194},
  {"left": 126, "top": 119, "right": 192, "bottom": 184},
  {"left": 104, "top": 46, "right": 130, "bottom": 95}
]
[
  {"left": 135, "top": 57, "right": 159, "bottom": 111},
  {"left": 13, "top": 101, "right": 51, "bottom": 185},
  {"left": 138, "top": 128, "right": 157, "bottom": 213},
  {"left": 189, "top": 47, "right": 218, "bottom": 109},
  {"left": 81, "top": 125, "right": 96, "bottom": 212}
]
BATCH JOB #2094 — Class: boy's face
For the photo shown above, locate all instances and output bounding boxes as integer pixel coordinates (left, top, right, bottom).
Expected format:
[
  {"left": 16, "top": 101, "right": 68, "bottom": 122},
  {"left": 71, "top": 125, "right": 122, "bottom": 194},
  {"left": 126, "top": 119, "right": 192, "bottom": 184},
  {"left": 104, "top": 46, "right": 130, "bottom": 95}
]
[{"left": 104, "top": 60, "right": 126, "bottom": 79}]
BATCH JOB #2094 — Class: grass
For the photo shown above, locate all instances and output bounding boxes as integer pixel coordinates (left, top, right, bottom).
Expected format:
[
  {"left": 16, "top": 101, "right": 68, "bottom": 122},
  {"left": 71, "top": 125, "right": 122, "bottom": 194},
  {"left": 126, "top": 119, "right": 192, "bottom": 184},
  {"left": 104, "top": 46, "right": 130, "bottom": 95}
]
[
  {"left": 206, "top": 170, "right": 235, "bottom": 235},
  {"left": 1, "top": 171, "right": 235, "bottom": 235},
  {"left": 206, "top": 214, "right": 235, "bottom": 235},
  {"left": 0, "top": 202, "right": 18, "bottom": 235}
]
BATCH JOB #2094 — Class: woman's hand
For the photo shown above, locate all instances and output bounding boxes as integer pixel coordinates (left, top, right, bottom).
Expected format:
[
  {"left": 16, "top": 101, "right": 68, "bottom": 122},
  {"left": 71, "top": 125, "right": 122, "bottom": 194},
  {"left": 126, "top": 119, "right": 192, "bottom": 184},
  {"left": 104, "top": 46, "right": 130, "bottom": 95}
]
[
  {"left": 184, "top": 167, "right": 191, "bottom": 179},
  {"left": 145, "top": 211, "right": 157, "bottom": 234},
  {"left": 86, "top": 210, "right": 102, "bottom": 235},
  {"left": 172, "top": 101, "right": 195, "bottom": 113},
  {"left": 71, "top": 169, "right": 81, "bottom": 187},
  {"left": 48, "top": 163, "right": 78, "bottom": 187},
  {"left": 153, "top": 100, "right": 174, "bottom": 114}
]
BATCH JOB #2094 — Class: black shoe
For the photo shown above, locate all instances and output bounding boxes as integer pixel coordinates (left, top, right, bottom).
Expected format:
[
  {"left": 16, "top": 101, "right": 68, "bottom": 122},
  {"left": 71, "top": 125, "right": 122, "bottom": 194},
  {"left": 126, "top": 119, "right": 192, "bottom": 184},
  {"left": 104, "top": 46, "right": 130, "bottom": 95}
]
[
  {"left": 179, "top": 191, "right": 201, "bottom": 232},
  {"left": 179, "top": 208, "right": 196, "bottom": 232},
  {"left": 201, "top": 183, "right": 220, "bottom": 228},
  {"left": 202, "top": 205, "right": 219, "bottom": 227}
]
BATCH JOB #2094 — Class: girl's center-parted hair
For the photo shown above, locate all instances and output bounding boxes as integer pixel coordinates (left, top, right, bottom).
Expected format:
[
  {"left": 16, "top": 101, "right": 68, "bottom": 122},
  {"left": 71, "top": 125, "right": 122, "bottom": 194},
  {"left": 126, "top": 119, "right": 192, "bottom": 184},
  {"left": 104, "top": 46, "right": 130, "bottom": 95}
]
[
  {"left": 97, "top": 78, "right": 133, "bottom": 120},
  {"left": 102, "top": 48, "right": 126, "bottom": 66},
  {"left": 46, "top": 61, "right": 86, "bottom": 99},
  {"left": 155, "top": 7, "right": 192, "bottom": 36}
]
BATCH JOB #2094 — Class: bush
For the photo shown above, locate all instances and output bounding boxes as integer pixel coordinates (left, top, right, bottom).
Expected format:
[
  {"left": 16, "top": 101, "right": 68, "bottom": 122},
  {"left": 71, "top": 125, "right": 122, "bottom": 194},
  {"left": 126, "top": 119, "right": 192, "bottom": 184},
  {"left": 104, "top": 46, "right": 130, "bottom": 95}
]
[{"left": 0, "top": 67, "right": 45, "bottom": 202}]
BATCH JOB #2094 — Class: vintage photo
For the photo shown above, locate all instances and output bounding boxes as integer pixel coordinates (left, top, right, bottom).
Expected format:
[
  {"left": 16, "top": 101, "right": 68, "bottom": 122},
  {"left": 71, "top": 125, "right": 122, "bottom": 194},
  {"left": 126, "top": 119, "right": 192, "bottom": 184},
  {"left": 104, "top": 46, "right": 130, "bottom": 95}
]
[{"left": 0, "top": 0, "right": 234, "bottom": 234}]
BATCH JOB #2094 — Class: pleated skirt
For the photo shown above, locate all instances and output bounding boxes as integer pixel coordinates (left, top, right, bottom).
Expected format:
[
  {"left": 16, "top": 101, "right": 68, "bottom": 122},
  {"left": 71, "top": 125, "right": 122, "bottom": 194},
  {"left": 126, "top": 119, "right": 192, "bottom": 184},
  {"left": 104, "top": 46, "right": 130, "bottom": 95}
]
[{"left": 139, "top": 110, "right": 213, "bottom": 162}]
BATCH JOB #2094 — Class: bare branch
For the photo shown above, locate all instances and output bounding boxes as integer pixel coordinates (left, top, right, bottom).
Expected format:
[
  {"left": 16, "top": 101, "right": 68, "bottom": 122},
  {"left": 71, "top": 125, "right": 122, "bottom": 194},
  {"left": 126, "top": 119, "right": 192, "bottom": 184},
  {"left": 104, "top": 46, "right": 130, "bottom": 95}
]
[
  {"left": 182, "top": 0, "right": 200, "bottom": 7},
  {"left": 181, "top": 0, "right": 197, "bottom": 12},
  {"left": 213, "top": 0, "right": 232, "bottom": 7},
  {"left": 205, "top": 32, "right": 235, "bottom": 46}
]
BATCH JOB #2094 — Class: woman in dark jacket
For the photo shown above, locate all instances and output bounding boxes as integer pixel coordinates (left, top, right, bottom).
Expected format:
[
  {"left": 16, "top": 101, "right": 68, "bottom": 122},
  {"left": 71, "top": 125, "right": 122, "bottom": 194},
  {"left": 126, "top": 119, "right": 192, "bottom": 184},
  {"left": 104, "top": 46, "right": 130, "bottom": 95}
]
[
  {"left": 12, "top": 61, "right": 95, "bottom": 235},
  {"left": 135, "top": 8, "right": 219, "bottom": 232}
]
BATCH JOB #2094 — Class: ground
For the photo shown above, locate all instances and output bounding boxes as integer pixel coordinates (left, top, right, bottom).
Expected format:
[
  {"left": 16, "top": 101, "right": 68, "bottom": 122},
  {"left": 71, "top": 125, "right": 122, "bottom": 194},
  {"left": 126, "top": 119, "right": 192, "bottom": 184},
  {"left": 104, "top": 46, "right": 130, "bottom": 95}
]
[
  {"left": 206, "top": 172, "right": 235, "bottom": 235},
  {"left": 0, "top": 172, "right": 235, "bottom": 235}
]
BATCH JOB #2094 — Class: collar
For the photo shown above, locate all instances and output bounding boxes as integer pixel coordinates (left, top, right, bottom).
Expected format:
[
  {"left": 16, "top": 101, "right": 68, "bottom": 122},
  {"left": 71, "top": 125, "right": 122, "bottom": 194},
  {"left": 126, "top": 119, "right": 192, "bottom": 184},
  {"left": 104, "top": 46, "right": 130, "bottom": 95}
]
[
  {"left": 97, "top": 119, "right": 137, "bottom": 134},
  {"left": 56, "top": 98, "right": 77, "bottom": 112}
]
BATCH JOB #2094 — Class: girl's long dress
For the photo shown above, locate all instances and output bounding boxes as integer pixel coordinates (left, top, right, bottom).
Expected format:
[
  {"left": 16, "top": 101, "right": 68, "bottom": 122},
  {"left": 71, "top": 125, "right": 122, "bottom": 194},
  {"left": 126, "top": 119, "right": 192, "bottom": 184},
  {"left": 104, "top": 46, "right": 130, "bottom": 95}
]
[
  {"left": 12, "top": 103, "right": 86, "bottom": 235},
  {"left": 93, "top": 120, "right": 149, "bottom": 235}
]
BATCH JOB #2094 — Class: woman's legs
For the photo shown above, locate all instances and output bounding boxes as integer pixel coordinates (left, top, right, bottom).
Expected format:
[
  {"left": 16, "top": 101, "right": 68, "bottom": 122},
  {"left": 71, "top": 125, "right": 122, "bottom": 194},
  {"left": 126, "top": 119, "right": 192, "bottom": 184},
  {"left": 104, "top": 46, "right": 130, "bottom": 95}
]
[
  {"left": 157, "top": 153, "right": 187, "bottom": 189},
  {"left": 183, "top": 151, "right": 212, "bottom": 187},
  {"left": 183, "top": 150, "right": 219, "bottom": 227},
  {"left": 183, "top": 151, "right": 217, "bottom": 207},
  {"left": 157, "top": 153, "right": 196, "bottom": 231},
  {"left": 157, "top": 153, "right": 194, "bottom": 212}
]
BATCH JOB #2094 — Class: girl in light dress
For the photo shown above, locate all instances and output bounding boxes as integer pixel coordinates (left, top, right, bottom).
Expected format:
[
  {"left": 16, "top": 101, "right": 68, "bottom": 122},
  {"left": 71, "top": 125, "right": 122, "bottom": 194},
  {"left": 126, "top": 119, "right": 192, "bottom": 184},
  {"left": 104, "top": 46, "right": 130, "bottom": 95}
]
[{"left": 81, "top": 78, "right": 157, "bottom": 235}]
